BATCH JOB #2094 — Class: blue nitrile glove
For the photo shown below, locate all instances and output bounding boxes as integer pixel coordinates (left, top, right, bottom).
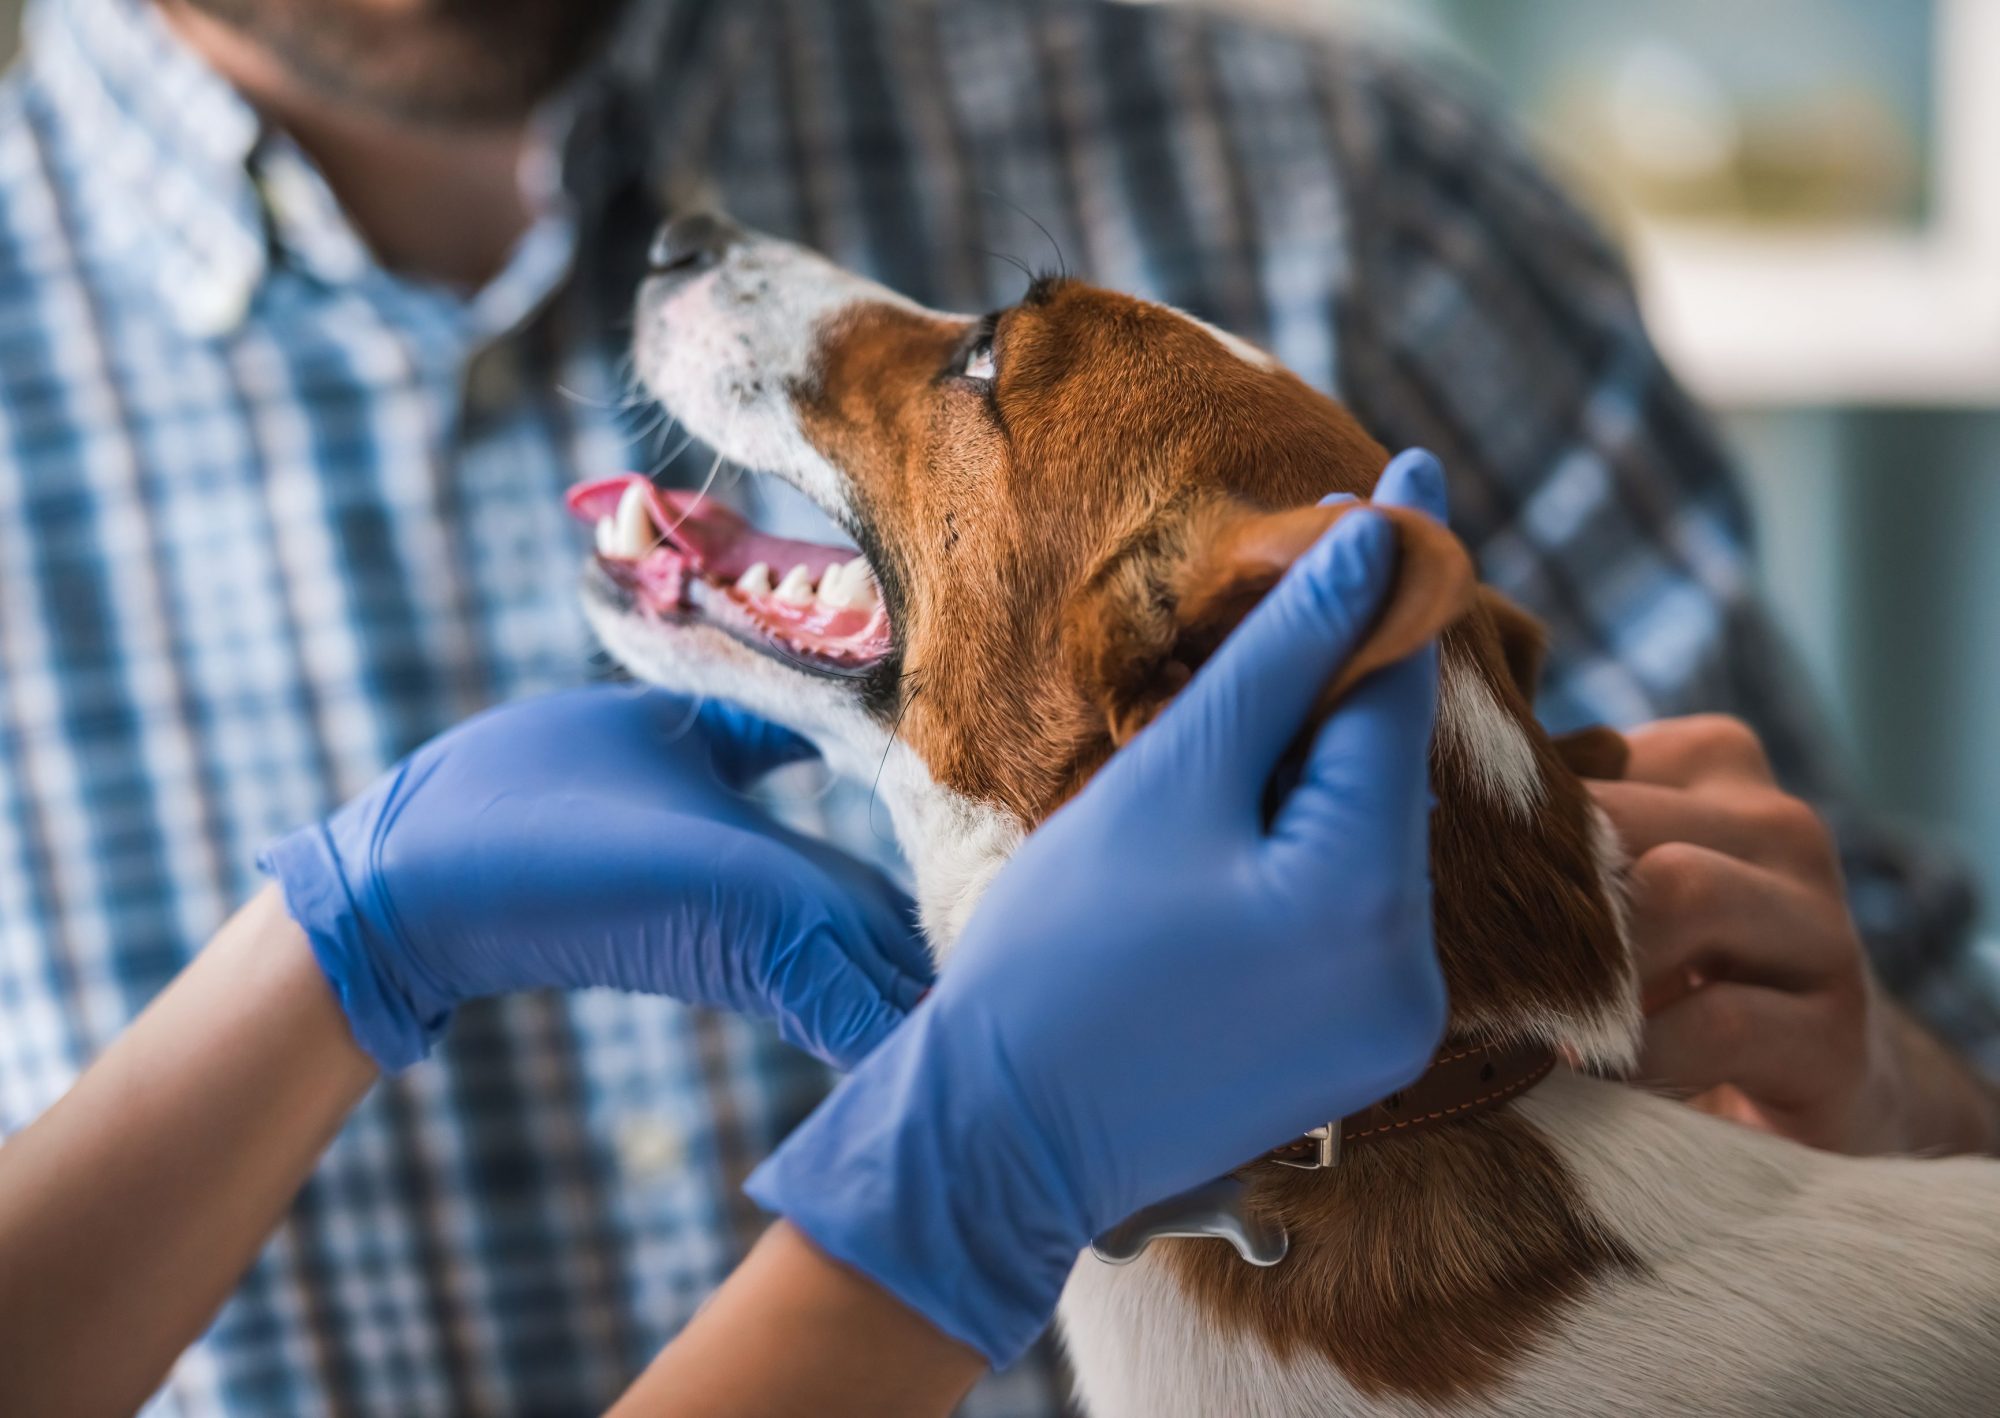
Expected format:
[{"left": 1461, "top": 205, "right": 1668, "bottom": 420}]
[
  {"left": 747, "top": 450, "right": 1453, "bottom": 1367},
  {"left": 260, "top": 687, "right": 931, "bottom": 1072}
]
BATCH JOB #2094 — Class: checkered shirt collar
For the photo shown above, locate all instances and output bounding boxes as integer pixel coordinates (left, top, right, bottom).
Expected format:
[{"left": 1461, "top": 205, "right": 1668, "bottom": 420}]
[{"left": 23, "top": 0, "right": 652, "bottom": 340}]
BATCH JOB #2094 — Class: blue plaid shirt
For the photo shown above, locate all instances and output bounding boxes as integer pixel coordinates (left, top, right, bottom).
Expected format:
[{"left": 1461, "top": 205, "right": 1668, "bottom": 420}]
[{"left": 0, "top": 0, "right": 1988, "bottom": 1413}]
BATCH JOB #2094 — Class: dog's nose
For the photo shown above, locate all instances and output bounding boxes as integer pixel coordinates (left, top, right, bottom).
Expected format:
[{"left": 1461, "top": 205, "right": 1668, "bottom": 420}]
[{"left": 647, "top": 212, "right": 744, "bottom": 279}]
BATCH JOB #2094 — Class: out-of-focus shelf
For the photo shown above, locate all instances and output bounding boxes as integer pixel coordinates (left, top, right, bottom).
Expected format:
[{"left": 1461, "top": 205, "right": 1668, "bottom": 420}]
[
  {"left": 1150, "top": 0, "right": 2000, "bottom": 409},
  {"left": 1634, "top": 222, "right": 2000, "bottom": 408},
  {"left": 1583, "top": 0, "right": 2000, "bottom": 409}
]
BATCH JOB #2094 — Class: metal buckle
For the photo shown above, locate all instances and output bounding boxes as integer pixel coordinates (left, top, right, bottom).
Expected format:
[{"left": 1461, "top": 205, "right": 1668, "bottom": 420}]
[
  {"left": 1090, "top": 1176, "right": 1290, "bottom": 1268},
  {"left": 1270, "top": 1122, "right": 1341, "bottom": 1171}
]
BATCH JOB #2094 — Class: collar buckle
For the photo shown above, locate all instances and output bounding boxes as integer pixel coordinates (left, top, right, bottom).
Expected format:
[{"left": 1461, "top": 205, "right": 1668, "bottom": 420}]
[{"left": 1269, "top": 1122, "right": 1342, "bottom": 1171}]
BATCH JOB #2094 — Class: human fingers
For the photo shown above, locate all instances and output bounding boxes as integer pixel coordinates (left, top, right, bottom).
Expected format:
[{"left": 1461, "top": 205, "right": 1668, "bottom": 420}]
[
  {"left": 1626, "top": 841, "right": 1852, "bottom": 1002},
  {"left": 1620, "top": 715, "right": 1778, "bottom": 791},
  {"left": 1590, "top": 779, "right": 1837, "bottom": 883},
  {"left": 1636, "top": 979, "right": 1858, "bottom": 1132}
]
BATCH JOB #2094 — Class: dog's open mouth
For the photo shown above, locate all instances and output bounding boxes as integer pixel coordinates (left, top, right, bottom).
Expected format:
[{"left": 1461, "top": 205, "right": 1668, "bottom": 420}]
[{"left": 568, "top": 474, "right": 893, "bottom": 673}]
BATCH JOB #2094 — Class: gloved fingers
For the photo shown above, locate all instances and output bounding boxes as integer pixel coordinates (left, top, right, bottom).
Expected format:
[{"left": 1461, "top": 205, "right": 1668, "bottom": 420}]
[
  {"left": 768, "top": 930, "right": 919, "bottom": 1069},
  {"left": 381, "top": 685, "right": 809, "bottom": 799},
  {"left": 858, "top": 893, "right": 935, "bottom": 1006},
  {"left": 625, "top": 825, "right": 928, "bottom": 1054},
  {"left": 671, "top": 834, "right": 922, "bottom": 1066},
  {"left": 1129, "top": 510, "right": 1398, "bottom": 814},
  {"left": 1267, "top": 641, "right": 1437, "bottom": 874},
  {"left": 818, "top": 880, "right": 932, "bottom": 1014},
  {"left": 590, "top": 784, "right": 929, "bottom": 1006},
  {"left": 754, "top": 830, "right": 934, "bottom": 1001},
  {"left": 693, "top": 698, "right": 822, "bottom": 787},
  {"left": 1373, "top": 448, "right": 1450, "bottom": 525}
]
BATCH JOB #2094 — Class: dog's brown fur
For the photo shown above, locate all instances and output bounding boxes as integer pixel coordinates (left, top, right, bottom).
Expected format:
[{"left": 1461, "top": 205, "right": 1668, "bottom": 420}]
[{"left": 792, "top": 277, "right": 1641, "bottom": 1394}]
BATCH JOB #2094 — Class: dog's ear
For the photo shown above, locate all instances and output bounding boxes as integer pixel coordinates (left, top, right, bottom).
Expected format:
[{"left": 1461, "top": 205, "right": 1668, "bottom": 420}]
[
  {"left": 1476, "top": 586, "right": 1630, "bottom": 781},
  {"left": 1477, "top": 587, "right": 1548, "bottom": 703},
  {"left": 1064, "top": 499, "right": 1477, "bottom": 747}
]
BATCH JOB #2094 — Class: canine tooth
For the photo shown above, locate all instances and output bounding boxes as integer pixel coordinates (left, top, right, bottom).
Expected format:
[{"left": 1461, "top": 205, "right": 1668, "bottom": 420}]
[
  {"left": 736, "top": 562, "right": 773, "bottom": 595},
  {"left": 815, "top": 558, "right": 855, "bottom": 606},
  {"left": 611, "top": 480, "right": 655, "bottom": 558},
  {"left": 595, "top": 517, "right": 618, "bottom": 556},
  {"left": 774, "top": 563, "right": 816, "bottom": 604},
  {"left": 846, "top": 556, "right": 879, "bottom": 608},
  {"left": 818, "top": 555, "right": 877, "bottom": 610}
]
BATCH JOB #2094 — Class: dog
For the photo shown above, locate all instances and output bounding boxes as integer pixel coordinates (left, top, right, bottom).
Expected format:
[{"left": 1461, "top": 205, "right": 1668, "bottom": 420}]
[{"left": 576, "top": 213, "right": 2000, "bottom": 1417}]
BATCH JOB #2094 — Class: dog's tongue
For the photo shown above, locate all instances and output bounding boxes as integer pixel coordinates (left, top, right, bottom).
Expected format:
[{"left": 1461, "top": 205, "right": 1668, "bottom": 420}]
[
  {"left": 570, "top": 473, "right": 893, "bottom": 669},
  {"left": 566, "top": 474, "right": 854, "bottom": 583}
]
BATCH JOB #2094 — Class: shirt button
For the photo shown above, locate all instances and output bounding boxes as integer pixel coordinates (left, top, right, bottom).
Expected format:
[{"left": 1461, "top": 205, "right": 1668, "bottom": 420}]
[
  {"left": 177, "top": 275, "right": 254, "bottom": 338},
  {"left": 615, "top": 1116, "right": 687, "bottom": 1179}
]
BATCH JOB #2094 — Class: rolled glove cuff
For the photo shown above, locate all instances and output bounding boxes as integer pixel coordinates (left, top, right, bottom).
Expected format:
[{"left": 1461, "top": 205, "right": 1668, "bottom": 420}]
[
  {"left": 744, "top": 1003, "right": 1087, "bottom": 1369},
  {"left": 259, "top": 825, "right": 449, "bottom": 1072}
]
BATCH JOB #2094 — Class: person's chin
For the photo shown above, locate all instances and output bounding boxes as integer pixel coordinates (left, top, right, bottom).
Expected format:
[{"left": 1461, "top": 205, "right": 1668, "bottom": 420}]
[{"left": 168, "top": 0, "right": 631, "bottom": 129}]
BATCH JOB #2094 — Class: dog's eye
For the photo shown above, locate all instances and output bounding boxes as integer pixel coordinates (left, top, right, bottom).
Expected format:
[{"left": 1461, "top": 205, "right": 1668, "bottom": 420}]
[{"left": 961, "top": 340, "right": 997, "bottom": 383}]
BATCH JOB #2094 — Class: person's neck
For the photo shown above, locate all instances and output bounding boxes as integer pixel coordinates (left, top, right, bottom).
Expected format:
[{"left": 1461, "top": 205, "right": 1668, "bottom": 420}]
[{"left": 160, "top": 3, "right": 535, "bottom": 290}]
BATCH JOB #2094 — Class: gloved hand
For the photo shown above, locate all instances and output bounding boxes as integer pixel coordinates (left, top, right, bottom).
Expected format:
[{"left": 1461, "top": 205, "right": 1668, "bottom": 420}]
[
  {"left": 747, "top": 451, "right": 1453, "bottom": 1368},
  {"left": 261, "top": 688, "right": 930, "bottom": 1072}
]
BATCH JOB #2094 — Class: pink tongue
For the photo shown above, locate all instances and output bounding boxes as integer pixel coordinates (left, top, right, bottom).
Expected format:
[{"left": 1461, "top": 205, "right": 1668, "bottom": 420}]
[
  {"left": 566, "top": 474, "right": 856, "bottom": 582},
  {"left": 568, "top": 473, "right": 892, "bottom": 666}
]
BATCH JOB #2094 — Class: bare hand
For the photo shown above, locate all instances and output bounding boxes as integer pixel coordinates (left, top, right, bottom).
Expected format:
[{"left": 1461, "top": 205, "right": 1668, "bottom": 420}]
[{"left": 1590, "top": 715, "right": 1996, "bottom": 1156}]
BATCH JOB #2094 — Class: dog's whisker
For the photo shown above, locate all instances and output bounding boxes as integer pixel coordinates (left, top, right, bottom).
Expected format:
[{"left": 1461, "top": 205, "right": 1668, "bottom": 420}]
[
  {"left": 626, "top": 404, "right": 671, "bottom": 441},
  {"left": 647, "top": 430, "right": 697, "bottom": 477},
  {"left": 715, "top": 754, "right": 843, "bottom": 810},
  {"left": 647, "top": 692, "right": 710, "bottom": 748},
  {"left": 556, "top": 382, "right": 619, "bottom": 410},
  {"left": 868, "top": 678, "right": 924, "bottom": 845},
  {"left": 979, "top": 188, "right": 1068, "bottom": 281},
  {"left": 981, "top": 247, "right": 1035, "bottom": 289},
  {"left": 661, "top": 448, "right": 729, "bottom": 538}
]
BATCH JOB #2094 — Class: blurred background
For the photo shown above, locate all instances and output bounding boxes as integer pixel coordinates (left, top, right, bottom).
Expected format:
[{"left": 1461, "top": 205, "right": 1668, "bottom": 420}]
[
  {"left": 1154, "top": 0, "right": 2000, "bottom": 954},
  {"left": 1, "top": 0, "right": 1990, "bottom": 945}
]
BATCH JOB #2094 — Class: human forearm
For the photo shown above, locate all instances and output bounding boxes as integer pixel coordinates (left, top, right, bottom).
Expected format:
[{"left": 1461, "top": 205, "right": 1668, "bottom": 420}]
[
  {"left": 0, "top": 885, "right": 377, "bottom": 1417},
  {"left": 611, "top": 1222, "right": 986, "bottom": 1418}
]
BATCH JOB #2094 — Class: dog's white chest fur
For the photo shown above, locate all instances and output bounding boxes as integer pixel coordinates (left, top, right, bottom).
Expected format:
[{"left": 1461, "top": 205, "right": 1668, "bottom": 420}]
[{"left": 1059, "top": 1071, "right": 2000, "bottom": 1418}]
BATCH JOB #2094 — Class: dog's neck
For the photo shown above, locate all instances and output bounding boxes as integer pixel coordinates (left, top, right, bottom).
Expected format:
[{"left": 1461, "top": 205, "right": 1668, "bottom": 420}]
[
  {"left": 875, "top": 752, "right": 1656, "bottom": 1404},
  {"left": 861, "top": 738, "right": 1024, "bottom": 951},
  {"left": 867, "top": 747, "right": 1642, "bottom": 1073}
]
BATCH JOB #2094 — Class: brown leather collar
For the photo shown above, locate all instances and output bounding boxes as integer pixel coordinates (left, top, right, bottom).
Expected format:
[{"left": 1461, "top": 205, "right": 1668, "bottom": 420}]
[{"left": 1262, "top": 1039, "right": 1558, "bottom": 1170}]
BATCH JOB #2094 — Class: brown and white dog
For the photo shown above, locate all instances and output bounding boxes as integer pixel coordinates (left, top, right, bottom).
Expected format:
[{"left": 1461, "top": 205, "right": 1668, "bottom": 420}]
[{"left": 575, "top": 215, "right": 2000, "bottom": 1417}]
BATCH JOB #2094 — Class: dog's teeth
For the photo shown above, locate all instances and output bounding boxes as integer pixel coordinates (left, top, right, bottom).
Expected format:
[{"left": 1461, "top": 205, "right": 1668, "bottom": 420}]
[
  {"left": 818, "top": 555, "right": 878, "bottom": 610},
  {"left": 815, "top": 557, "right": 856, "bottom": 607},
  {"left": 774, "top": 563, "right": 816, "bottom": 604},
  {"left": 735, "top": 562, "right": 773, "bottom": 596},
  {"left": 594, "top": 517, "right": 618, "bottom": 556},
  {"left": 847, "top": 557, "right": 879, "bottom": 608},
  {"left": 610, "top": 480, "right": 656, "bottom": 559}
]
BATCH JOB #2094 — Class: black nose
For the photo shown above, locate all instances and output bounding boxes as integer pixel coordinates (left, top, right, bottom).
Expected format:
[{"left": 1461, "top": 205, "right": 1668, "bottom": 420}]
[{"left": 647, "top": 212, "right": 743, "bottom": 278}]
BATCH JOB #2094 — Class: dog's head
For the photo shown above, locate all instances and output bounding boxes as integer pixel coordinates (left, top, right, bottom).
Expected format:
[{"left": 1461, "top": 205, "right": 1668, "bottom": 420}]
[{"left": 581, "top": 215, "right": 1637, "bottom": 1068}]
